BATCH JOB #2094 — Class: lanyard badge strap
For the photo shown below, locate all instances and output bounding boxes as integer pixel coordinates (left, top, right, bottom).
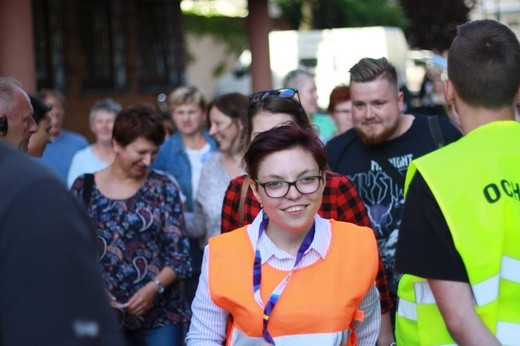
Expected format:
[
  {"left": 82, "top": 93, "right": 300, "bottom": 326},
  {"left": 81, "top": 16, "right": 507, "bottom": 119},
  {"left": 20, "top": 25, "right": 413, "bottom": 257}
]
[{"left": 252, "top": 216, "right": 316, "bottom": 345}]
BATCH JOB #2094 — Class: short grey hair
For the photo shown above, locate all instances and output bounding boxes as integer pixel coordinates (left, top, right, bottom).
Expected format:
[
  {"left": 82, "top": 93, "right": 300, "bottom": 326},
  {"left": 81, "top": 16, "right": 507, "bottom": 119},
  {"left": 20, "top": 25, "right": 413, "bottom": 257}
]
[
  {"left": 0, "top": 77, "right": 22, "bottom": 116},
  {"left": 282, "top": 67, "right": 315, "bottom": 89},
  {"left": 89, "top": 98, "right": 122, "bottom": 124}
]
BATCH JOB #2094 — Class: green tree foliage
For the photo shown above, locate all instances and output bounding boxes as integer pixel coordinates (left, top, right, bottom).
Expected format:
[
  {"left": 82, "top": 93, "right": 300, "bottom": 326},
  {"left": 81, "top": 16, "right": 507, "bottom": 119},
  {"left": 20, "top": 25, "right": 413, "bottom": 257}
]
[
  {"left": 274, "top": 0, "right": 407, "bottom": 30},
  {"left": 399, "top": 0, "right": 477, "bottom": 53}
]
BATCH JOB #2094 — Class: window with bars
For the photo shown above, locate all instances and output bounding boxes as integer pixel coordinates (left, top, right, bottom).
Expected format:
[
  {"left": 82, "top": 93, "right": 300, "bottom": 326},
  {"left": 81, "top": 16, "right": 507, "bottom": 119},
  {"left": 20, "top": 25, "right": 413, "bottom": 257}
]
[
  {"left": 32, "top": 0, "right": 65, "bottom": 90},
  {"left": 77, "top": 0, "right": 126, "bottom": 91},
  {"left": 32, "top": 0, "right": 184, "bottom": 93},
  {"left": 136, "top": 0, "right": 185, "bottom": 92}
]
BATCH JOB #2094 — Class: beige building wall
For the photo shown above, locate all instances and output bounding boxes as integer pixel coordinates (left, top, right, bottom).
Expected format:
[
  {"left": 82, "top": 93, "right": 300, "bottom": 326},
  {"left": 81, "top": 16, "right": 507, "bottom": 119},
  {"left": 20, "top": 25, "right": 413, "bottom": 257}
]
[{"left": 185, "top": 33, "right": 241, "bottom": 101}]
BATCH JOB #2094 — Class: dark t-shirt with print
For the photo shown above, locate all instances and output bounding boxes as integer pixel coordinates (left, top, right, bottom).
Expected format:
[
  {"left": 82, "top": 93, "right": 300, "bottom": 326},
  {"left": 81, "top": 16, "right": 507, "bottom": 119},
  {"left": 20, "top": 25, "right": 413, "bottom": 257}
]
[{"left": 326, "top": 114, "right": 462, "bottom": 297}]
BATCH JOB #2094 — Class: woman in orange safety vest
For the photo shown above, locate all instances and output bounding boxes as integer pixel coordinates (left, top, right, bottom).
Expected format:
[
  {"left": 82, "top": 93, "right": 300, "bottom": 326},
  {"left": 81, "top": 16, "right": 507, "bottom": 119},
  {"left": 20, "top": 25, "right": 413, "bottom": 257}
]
[{"left": 186, "top": 118, "right": 380, "bottom": 346}]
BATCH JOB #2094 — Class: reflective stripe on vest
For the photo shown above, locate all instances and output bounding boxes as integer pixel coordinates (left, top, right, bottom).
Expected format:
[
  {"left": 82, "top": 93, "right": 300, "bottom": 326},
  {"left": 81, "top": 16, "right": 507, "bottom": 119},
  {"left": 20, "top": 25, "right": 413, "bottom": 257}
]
[
  {"left": 497, "top": 322, "right": 520, "bottom": 345},
  {"left": 208, "top": 220, "right": 378, "bottom": 346},
  {"left": 404, "top": 256, "right": 520, "bottom": 309},
  {"left": 398, "top": 255, "right": 520, "bottom": 345},
  {"left": 397, "top": 121, "right": 520, "bottom": 345},
  {"left": 399, "top": 254, "right": 520, "bottom": 316},
  {"left": 397, "top": 273, "right": 520, "bottom": 345}
]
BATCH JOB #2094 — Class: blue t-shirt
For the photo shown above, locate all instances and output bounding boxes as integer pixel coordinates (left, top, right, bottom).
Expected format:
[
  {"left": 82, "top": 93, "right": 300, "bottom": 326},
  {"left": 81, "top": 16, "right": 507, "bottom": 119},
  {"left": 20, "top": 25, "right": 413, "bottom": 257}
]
[{"left": 39, "top": 130, "right": 89, "bottom": 183}]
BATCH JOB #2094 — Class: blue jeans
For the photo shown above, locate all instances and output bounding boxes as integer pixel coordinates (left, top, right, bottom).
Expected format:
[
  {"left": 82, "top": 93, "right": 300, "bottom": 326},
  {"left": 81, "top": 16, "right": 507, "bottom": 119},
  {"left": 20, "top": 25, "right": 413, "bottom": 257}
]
[{"left": 124, "top": 324, "right": 184, "bottom": 346}]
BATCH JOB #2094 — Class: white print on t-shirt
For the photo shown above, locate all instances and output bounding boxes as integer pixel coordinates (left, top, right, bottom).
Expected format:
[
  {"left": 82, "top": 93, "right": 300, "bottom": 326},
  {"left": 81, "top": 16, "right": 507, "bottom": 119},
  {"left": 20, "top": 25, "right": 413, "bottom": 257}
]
[
  {"left": 369, "top": 154, "right": 413, "bottom": 174},
  {"left": 388, "top": 154, "right": 413, "bottom": 170},
  {"left": 350, "top": 153, "right": 414, "bottom": 294}
]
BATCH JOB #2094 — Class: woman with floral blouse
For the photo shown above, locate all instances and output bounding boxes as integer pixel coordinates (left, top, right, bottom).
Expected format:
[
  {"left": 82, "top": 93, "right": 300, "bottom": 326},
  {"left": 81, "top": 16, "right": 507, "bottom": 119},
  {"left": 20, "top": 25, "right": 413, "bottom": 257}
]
[{"left": 71, "top": 105, "right": 192, "bottom": 345}]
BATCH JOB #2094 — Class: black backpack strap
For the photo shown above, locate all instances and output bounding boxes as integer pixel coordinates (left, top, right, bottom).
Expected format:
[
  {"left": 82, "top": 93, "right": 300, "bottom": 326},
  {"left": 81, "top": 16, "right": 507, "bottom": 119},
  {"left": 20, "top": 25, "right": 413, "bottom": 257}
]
[
  {"left": 366, "top": 146, "right": 404, "bottom": 183},
  {"left": 428, "top": 115, "right": 446, "bottom": 148},
  {"left": 82, "top": 173, "right": 94, "bottom": 206}
]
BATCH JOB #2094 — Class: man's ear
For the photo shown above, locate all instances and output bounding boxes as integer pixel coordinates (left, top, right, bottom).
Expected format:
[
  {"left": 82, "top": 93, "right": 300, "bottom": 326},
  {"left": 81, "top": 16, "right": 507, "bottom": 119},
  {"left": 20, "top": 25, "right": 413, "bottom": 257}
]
[
  {"left": 443, "top": 79, "right": 455, "bottom": 105},
  {"left": 397, "top": 90, "right": 405, "bottom": 113},
  {"left": 515, "top": 89, "right": 520, "bottom": 121}
]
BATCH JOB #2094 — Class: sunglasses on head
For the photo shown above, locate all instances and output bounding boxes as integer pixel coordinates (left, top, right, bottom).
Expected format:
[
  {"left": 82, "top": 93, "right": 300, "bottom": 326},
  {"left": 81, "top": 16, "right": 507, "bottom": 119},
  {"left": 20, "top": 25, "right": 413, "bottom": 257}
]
[{"left": 249, "top": 88, "right": 300, "bottom": 104}]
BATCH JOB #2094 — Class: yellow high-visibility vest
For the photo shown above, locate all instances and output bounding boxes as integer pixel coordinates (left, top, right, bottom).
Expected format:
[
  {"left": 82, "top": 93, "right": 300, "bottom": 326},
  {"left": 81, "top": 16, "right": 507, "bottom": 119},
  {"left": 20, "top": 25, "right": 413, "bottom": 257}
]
[{"left": 396, "top": 121, "right": 520, "bottom": 345}]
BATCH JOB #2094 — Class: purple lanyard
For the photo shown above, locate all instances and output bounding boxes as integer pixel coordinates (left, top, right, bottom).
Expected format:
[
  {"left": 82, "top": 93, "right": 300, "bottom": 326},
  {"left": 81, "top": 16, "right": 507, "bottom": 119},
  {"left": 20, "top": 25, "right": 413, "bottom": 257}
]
[{"left": 252, "top": 216, "right": 316, "bottom": 345}]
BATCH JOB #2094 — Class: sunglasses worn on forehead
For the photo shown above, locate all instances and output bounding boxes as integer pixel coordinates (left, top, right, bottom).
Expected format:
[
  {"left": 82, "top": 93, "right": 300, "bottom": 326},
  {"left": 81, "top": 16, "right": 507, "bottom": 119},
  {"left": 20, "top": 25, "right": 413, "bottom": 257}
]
[{"left": 249, "top": 88, "right": 300, "bottom": 103}]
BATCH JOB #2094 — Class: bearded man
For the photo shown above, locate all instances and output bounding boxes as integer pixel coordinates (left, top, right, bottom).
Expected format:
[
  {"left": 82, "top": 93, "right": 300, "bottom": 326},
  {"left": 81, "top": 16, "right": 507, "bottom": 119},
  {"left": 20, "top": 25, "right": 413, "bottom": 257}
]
[{"left": 326, "top": 57, "right": 462, "bottom": 334}]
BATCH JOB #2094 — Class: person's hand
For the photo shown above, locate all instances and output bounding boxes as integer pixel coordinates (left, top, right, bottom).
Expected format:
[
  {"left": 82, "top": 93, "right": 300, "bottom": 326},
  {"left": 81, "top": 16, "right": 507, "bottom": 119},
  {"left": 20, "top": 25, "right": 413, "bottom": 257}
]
[
  {"left": 123, "top": 282, "right": 157, "bottom": 316},
  {"left": 107, "top": 290, "right": 122, "bottom": 309},
  {"left": 110, "top": 299, "right": 123, "bottom": 309}
]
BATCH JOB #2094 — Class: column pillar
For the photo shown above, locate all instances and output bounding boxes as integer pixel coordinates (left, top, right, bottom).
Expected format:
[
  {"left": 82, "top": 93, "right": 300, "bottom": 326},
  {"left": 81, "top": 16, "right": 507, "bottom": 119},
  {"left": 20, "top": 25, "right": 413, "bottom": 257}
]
[
  {"left": 0, "top": 0, "right": 37, "bottom": 93},
  {"left": 247, "top": 0, "right": 273, "bottom": 92}
]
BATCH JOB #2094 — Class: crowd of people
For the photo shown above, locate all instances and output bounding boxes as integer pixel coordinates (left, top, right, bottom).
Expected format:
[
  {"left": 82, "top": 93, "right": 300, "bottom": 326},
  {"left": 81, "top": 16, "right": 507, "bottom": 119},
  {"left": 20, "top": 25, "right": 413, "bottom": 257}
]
[{"left": 0, "top": 18, "right": 519, "bottom": 346}]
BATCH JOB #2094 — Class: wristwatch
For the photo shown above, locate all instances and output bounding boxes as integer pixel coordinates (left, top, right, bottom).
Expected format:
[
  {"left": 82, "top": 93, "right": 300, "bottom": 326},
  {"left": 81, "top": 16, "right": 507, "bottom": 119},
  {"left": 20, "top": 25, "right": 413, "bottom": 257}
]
[
  {"left": 152, "top": 279, "right": 165, "bottom": 294},
  {"left": 389, "top": 342, "right": 397, "bottom": 346}
]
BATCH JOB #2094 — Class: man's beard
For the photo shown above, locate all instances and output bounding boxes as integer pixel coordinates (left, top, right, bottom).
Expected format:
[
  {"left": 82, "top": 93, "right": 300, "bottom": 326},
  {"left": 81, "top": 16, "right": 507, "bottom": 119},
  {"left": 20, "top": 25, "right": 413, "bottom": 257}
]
[{"left": 356, "top": 120, "right": 399, "bottom": 146}]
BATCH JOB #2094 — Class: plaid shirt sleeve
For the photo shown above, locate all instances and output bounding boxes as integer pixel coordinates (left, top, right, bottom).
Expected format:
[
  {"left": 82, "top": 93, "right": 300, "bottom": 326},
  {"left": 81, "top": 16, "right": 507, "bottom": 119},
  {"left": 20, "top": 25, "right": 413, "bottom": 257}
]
[
  {"left": 242, "top": 188, "right": 262, "bottom": 226},
  {"left": 221, "top": 175, "right": 262, "bottom": 233},
  {"left": 221, "top": 175, "right": 244, "bottom": 233},
  {"left": 319, "top": 171, "right": 371, "bottom": 227},
  {"left": 321, "top": 171, "right": 394, "bottom": 314}
]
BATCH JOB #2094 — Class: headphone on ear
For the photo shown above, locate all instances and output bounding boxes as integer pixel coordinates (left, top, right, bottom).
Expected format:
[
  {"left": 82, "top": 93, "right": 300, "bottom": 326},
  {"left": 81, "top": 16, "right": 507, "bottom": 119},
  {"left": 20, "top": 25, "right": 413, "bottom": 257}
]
[{"left": 0, "top": 115, "right": 7, "bottom": 136}]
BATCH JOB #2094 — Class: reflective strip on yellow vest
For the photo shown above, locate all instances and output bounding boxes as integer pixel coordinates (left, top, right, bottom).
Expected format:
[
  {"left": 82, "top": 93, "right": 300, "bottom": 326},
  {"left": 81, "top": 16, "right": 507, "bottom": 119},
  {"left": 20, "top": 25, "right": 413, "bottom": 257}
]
[
  {"left": 397, "top": 256, "right": 520, "bottom": 344},
  {"left": 396, "top": 121, "right": 520, "bottom": 345},
  {"left": 208, "top": 219, "right": 378, "bottom": 346}
]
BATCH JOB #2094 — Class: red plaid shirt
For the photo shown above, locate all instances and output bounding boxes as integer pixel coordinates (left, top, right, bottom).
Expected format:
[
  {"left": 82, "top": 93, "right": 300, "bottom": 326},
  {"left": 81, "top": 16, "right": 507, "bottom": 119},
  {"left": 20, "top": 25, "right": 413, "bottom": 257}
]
[{"left": 221, "top": 171, "right": 393, "bottom": 313}]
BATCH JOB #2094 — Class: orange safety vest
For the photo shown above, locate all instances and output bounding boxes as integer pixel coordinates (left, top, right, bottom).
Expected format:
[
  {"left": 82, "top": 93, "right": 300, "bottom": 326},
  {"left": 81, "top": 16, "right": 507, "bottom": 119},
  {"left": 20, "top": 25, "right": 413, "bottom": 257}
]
[{"left": 208, "top": 219, "right": 378, "bottom": 346}]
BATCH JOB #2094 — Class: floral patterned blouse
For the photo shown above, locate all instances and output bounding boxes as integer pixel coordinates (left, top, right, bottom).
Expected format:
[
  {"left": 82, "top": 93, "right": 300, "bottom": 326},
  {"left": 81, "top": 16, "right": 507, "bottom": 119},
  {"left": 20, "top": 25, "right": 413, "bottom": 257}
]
[{"left": 70, "top": 170, "right": 192, "bottom": 330}]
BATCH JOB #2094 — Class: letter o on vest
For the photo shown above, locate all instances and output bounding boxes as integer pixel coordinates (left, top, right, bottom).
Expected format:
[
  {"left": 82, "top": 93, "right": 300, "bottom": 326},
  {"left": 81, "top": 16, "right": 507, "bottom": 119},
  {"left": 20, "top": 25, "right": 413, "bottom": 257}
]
[{"left": 484, "top": 183, "right": 501, "bottom": 203}]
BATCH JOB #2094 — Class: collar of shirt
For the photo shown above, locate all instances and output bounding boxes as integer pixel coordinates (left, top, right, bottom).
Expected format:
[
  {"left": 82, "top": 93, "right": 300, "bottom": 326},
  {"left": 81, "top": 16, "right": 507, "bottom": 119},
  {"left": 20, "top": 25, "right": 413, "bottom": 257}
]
[{"left": 247, "top": 211, "right": 331, "bottom": 266}]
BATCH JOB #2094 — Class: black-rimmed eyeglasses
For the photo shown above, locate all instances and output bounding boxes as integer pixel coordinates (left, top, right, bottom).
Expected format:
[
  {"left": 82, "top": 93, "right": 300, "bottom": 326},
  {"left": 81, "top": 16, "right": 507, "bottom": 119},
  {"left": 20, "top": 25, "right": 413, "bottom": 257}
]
[
  {"left": 255, "top": 172, "right": 323, "bottom": 198},
  {"left": 249, "top": 88, "right": 301, "bottom": 104}
]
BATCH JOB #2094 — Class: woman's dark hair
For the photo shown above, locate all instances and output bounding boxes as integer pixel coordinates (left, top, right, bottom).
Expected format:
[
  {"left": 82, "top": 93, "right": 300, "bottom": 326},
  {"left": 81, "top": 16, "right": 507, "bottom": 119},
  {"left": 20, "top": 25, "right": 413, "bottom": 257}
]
[
  {"left": 207, "top": 92, "right": 248, "bottom": 123},
  {"left": 208, "top": 92, "right": 248, "bottom": 151},
  {"left": 242, "top": 95, "right": 313, "bottom": 150},
  {"left": 112, "top": 105, "right": 165, "bottom": 147},
  {"left": 244, "top": 122, "right": 327, "bottom": 181},
  {"left": 29, "top": 95, "right": 51, "bottom": 124}
]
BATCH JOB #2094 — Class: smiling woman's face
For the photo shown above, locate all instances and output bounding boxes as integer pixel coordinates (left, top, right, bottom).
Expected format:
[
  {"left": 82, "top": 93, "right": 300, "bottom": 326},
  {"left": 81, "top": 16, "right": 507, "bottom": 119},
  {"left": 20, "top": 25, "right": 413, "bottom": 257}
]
[
  {"left": 250, "top": 145, "right": 324, "bottom": 237},
  {"left": 208, "top": 107, "right": 241, "bottom": 154}
]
